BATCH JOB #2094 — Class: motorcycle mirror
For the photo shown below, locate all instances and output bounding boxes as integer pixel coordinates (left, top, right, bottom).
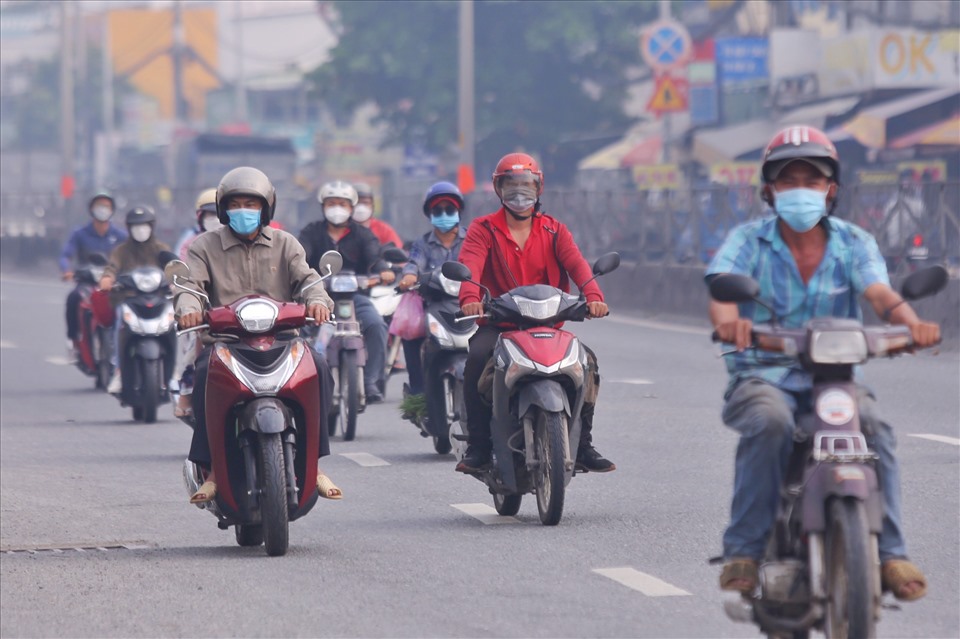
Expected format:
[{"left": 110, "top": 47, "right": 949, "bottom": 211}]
[
  {"left": 164, "top": 259, "right": 191, "bottom": 282},
  {"left": 708, "top": 273, "right": 760, "bottom": 303},
  {"left": 317, "top": 250, "right": 343, "bottom": 279},
  {"left": 381, "top": 246, "right": 409, "bottom": 264},
  {"left": 592, "top": 252, "right": 621, "bottom": 276},
  {"left": 158, "top": 250, "right": 179, "bottom": 267},
  {"left": 900, "top": 265, "right": 948, "bottom": 301},
  {"left": 441, "top": 261, "right": 471, "bottom": 282}
]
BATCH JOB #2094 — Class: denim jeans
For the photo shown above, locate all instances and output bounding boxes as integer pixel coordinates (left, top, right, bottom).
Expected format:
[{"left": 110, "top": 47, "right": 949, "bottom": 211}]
[
  {"left": 721, "top": 378, "right": 907, "bottom": 562},
  {"left": 353, "top": 293, "right": 387, "bottom": 391}
]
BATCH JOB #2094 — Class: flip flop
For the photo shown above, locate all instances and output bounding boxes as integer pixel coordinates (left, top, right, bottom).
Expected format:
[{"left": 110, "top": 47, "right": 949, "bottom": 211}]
[
  {"left": 882, "top": 559, "right": 927, "bottom": 601},
  {"left": 316, "top": 473, "right": 342, "bottom": 500},
  {"left": 190, "top": 480, "right": 217, "bottom": 504},
  {"left": 720, "top": 557, "right": 758, "bottom": 593}
]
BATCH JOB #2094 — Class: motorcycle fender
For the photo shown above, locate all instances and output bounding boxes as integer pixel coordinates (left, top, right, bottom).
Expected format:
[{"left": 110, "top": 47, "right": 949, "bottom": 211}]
[
  {"left": 517, "top": 380, "right": 570, "bottom": 419},
  {"left": 238, "top": 398, "right": 291, "bottom": 435},
  {"left": 134, "top": 339, "right": 162, "bottom": 360},
  {"left": 801, "top": 463, "right": 883, "bottom": 533},
  {"left": 326, "top": 336, "right": 367, "bottom": 368}
]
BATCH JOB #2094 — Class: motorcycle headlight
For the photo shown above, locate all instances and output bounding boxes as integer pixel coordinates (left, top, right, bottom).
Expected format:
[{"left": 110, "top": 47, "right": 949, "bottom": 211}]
[
  {"left": 235, "top": 299, "right": 279, "bottom": 333},
  {"left": 427, "top": 312, "right": 453, "bottom": 348},
  {"left": 809, "top": 329, "right": 868, "bottom": 364},
  {"left": 438, "top": 273, "right": 461, "bottom": 297},
  {"left": 331, "top": 275, "right": 359, "bottom": 293},
  {"left": 131, "top": 270, "right": 162, "bottom": 293},
  {"left": 502, "top": 339, "right": 536, "bottom": 388},
  {"left": 215, "top": 340, "right": 305, "bottom": 396},
  {"left": 335, "top": 300, "right": 353, "bottom": 319},
  {"left": 511, "top": 293, "right": 562, "bottom": 321}
]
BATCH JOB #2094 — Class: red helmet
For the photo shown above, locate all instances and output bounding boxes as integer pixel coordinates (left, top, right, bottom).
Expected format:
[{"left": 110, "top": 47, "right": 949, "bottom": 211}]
[
  {"left": 761, "top": 126, "right": 840, "bottom": 185},
  {"left": 492, "top": 152, "right": 544, "bottom": 197}
]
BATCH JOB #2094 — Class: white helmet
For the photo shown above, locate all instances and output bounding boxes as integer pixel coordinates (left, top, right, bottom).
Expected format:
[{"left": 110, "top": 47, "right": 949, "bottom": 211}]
[{"left": 318, "top": 181, "right": 358, "bottom": 206}]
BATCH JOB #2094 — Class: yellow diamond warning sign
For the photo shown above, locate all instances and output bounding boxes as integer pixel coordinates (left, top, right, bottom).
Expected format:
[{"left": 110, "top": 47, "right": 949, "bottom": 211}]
[{"left": 647, "top": 73, "right": 689, "bottom": 114}]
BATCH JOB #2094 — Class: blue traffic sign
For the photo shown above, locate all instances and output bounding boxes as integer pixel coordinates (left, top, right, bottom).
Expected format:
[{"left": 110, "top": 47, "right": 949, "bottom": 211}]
[{"left": 640, "top": 19, "right": 692, "bottom": 71}]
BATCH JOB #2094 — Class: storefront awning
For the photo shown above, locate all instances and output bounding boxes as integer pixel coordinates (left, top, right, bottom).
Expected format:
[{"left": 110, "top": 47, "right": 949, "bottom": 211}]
[
  {"left": 839, "top": 88, "right": 960, "bottom": 149},
  {"left": 888, "top": 113, "right": 960, "bottom": 148},
  {"left": 578, "top": 122, "right": 663, "bottom": 170}
]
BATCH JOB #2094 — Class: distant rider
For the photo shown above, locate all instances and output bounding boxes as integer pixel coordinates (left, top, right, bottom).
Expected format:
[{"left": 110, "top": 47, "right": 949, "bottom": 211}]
[{"left": 353, "top": 182, "right": 403, "bottom": 248}]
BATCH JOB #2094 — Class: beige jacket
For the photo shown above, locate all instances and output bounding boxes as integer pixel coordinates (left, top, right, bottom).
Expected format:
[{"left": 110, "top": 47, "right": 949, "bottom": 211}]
[{"left": 175, "top": 225, "right": 332, "bottom": 317}]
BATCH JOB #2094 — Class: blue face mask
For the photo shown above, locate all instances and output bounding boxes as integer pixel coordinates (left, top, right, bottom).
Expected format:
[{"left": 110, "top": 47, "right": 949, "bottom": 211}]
[
  {"left": 774, "top": 188, "right": 827, "bottom": 233},
  {"left": 431, "top": 211, "right": 460, "bottom": 232},
  {"left": 227, "top": 208, "right": 262, "bottom": 235}
]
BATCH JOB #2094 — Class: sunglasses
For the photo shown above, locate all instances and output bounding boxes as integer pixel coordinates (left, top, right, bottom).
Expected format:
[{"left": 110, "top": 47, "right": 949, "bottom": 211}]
[{"left": 430, "top": 205, "right": 459, "bottom": 216}]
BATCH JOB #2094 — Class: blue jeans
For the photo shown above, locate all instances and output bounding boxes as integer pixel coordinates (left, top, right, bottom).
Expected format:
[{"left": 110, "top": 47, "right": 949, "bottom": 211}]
[
  {"left": 353, "top": 294, "right": 387, "bottom": 391},
  {"left": 721, "top": 378, "right": 907, "bottom": 562}
]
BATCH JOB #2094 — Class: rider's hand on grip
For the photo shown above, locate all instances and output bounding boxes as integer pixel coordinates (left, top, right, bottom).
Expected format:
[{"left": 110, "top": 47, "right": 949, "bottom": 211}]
[
  {"left": 714, "top": 318, "right": 753, "bottom": 352},
  {"left": 178, "top": 311, "right": 204, "bottom": 330},
  {"left": 908, "top": 320, "right": 940, "bottom": 349},
  {"left": 461, "top": 302, "right": 484, "bottom": 318},
  {"left": 307, "top": 303, "right": 332, "bottom": 325},
  {"left": 397, "top": 273, "right": 418, "bottom": 291},
  {"left": 61, "top": 271, "right": 74, "bottom": 282},
  {"left": 587, "top": 301, "right": 608, "bottom": 318},
  {"left": 380, "top": 270, "right": 396, "bottom": 285}
]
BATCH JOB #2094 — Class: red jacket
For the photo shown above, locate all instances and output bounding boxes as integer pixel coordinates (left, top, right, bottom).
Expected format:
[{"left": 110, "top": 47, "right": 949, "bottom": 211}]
[
  {"left": 368, "top": 218, "right": 403, "bottom": 248},
  {"left": 458, "top": 208, "right": 603, "bottom": 307}
]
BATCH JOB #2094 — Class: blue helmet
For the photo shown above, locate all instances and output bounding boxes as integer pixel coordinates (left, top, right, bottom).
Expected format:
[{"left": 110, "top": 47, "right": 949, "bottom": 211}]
[{"left": 422, "top": 181, "right": 464, "bottom": 216}]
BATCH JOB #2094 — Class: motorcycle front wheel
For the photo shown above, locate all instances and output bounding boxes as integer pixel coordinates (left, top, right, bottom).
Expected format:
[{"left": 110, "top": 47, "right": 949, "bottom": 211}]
[
  {"left": 533, "top": 410, "right": 568, "bottom": 526},
  {"left": 340, "top": 351, "right": 359, "bottom": 441},
  {"left": 140, "top": 358, "right": 161, "bottom": 424},
  {"left": 95, "top": 329, "right": 112, "bottom": 390},
  {"left": 258, "top": 432, "right": 289, "bottom": 557},
  {"left": 493, "top": 491, "right": 522, "bottom": 516},
  {"left": 824, "top": 498, "right": 876, "bottom": 639}
]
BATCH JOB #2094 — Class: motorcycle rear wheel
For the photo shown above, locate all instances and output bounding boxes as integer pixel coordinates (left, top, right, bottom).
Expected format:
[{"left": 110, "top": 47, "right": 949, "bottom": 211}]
[
  {"left": 258, "top": 432, "right": 289, "bottom": 557},
  {"left": 235, "top": 524, "right": 263, "bottom": 547},
  {"left": 824, "top": 498, "right": 875, "bottom": 639},
  {"left": 340, "top": 351, "right": 359, "bottom": 441},
  {"left": 95, "top": 330, "right": 112, "bottom": 390},
  {"left": 534, "top": 410, "right": 568, "bottom": 526},
  {"left": 493, "top": 491, "right": 522, "bottom": 516}
]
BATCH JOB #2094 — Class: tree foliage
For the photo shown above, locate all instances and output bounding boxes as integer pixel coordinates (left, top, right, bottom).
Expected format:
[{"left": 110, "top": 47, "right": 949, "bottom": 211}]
[{"left": 309, "top": 0, "right": 657, "bottom": 178}]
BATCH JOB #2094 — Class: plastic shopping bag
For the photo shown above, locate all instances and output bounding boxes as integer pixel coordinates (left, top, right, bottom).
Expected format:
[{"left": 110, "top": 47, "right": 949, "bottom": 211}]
[{"left": 388, "top": 292, "right": 425, "bottom": 340}]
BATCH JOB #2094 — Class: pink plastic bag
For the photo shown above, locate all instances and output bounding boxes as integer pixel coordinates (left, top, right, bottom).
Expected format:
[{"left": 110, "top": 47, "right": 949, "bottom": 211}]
[{"left": 388, "top": 292, "right": 426, "bottom": 340}]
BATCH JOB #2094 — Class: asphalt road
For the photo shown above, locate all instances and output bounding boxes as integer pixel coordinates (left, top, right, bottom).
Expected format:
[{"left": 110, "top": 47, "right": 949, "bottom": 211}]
[{"left": 1, "top": 273, "right": 958, "bottom": 638}]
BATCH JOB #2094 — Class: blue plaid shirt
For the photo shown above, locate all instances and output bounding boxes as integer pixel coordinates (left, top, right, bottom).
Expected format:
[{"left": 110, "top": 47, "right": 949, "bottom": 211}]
[
  {"left": 402, "top": 226, "right": 467, "bottom": 277},
  {"left": 706, "top": 215, "right": 889, "bottom": 393}
]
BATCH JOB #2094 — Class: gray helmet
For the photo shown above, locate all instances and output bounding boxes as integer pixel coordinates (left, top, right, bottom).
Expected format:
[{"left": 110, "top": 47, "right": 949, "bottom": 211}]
[
  {"left": 88, "top": 190, "right": 116, "bottom": 214},
  {"left": 353, "top": 182, "right": 374, "bottom": 201},
  {"left": 216, "top": 166, "right": 277, "bottom": 225},
  {"left": 125, "top": 205, "right": 156, "bottom": 226}
]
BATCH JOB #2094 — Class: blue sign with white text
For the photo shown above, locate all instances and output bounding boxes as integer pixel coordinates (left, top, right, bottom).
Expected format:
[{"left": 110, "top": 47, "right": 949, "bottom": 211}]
[{"left": 716, "top": 38, "right": 768, "bottom": 86}]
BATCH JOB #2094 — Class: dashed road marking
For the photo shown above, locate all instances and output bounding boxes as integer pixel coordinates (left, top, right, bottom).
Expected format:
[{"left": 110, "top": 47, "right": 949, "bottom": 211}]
[
  {"left": 610, "top": 378, "right": 654, "bottom": 385},
  {"left": 908, "top": 434, "right": 960, "bottom": 447},
  {"left": 592, "top": 567, "right": 691, "bottom": 597},
  {"left": 339, "top": 452, "right": 390, "bottom": 467},
  {"left": 0, "top": 340, "right": 15, "bottom": 349},
  {"left": 451, "top": 503, "right": 522, "bottom": 525},
  {"left": 45, "top": 356, "right": 72, "bottom": 366}
]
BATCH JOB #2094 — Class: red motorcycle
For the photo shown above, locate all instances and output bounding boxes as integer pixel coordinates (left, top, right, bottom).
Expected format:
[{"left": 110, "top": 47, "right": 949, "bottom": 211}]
[
  {"left": 168, "top": 251, "right": 342, "bottom": 556},
  {"left": 72, "top": 254, "right": 112, "bottom": 388},
  {"left": 441, "top": 252, "right": 620, "bottom": 525}
]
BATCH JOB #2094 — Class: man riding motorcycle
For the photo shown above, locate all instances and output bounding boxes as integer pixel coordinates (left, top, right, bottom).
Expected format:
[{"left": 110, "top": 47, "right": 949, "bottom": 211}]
[
  {"left": 706, "top": 125, "right": 938, "bottom": 601},
  {"left": 175, "top": 188, "right": 222, "bottom": 261},
  {"left": 298, "top": 181, "right": 395, "bottom": 403},
  {"left": 397, "top": 181, "right": 468, "bottom": 415},
  {"left": 353, "top": 182, "right": 403, "bottom": 249},
  {"left": 176, "top": 166, "right": 341, "bottom": 503},
  {"left": 98, "top": 206, "right": 171, "bottom": 395},
  {"left": 60, "top": 191, "right": 127, "bottom": 360},
  {"left": 456, "top": 153, "right": 615, "bottom": 474}
]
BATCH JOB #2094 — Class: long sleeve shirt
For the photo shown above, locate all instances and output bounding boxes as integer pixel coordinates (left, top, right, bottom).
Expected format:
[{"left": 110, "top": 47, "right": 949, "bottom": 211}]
[
  {"left": 175, "top": 225, "right": 332, "bottom": 318},
  {"left": 457, "top": 208, "right": 604, "bottom": 307},
  {"left": 103, "top": 237, "right": 171, "bottom": 280},
  {"left": 402, "top": 226, "right": 467, "bottom": 277},
  {"left": 59, "top": 223, "right": 127, "bottom": 272},
  {"left": 368, "top": 218, "right": 403, "bottom": 248},
  {"left": 298, "top": 220, "right": 381, "bottom": 275}
]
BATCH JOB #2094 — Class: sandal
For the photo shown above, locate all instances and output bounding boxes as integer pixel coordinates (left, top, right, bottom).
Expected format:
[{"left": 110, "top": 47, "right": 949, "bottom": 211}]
[
  {"left": 190, "top": 480, "right": 217, "bottom": 504},
  {"left": 317, "top": 473, "right": 342, "bottom": 500},
  {"left": 882, "top": 558, "right": 927, "bottom": 601},
  {"left": 720, "top": 557, "right": 759, "bottom": 593}
]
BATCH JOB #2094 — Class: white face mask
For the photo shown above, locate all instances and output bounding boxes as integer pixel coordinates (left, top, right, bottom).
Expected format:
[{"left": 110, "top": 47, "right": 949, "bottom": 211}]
[
  {"left": 201, "top": 214, "right": 223, "bottom": 232},
  {"left": 324, "top": 205, "right": 351, "bottom": 226},
  {"left": 353, "top": 203, "right": 373, "bottom": 223},
  {"left": 91, "top": 205, "right": 113, "bottom": 222},
  {"left": 130, "top": 224, "right": 152, "bottom": 243}
]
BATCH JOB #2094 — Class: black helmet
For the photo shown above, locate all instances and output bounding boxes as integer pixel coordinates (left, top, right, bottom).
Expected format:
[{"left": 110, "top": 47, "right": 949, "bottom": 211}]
[
  {"left": 88, "top": 190, "right": 116, "bottom": 213},
  {"left": 216, "top": 167, "right": 276, "bottom": 225},
  {"left": 125, "top": 205, "right": 156, "bottom": 226},
  {"left": 422, "top": 181, "right": 464, "bottom": 216}
]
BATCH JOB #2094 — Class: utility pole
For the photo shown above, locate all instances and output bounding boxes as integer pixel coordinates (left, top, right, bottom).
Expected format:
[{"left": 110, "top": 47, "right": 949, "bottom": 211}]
[
  {"left": 102, "top": 11, "right": 115, "bottom": 183},
  {"left": 457, "top": 0, "right": 475, "bottom": 194},
  {"left": 234, "top": 0, "right": 247, "bottom": 123},
  {"left": 75, "top": 3, "right": 88, "bottom": 188},
  {"left": 60, "top": 1, "right": 76, "bottom": 209},
  {"left": 660, "top": 0, "right": 672, "bottom": 164},
  {"left": 172, "top": 0, "right": 187, "bottom": 124}
]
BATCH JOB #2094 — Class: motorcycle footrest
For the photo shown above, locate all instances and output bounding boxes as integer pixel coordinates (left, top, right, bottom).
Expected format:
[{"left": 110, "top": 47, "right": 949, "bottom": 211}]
[{"left": 451, "top": 433, "right": 469, "bottom": 441}]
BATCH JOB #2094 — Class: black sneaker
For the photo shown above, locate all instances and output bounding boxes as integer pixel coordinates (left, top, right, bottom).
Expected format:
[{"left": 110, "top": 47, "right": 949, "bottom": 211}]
[
  {"left": 365, "top": 387, "right": 384, "bottom": 404},
  {"left": 576, "top": 446, "right": 616, "bottom": 473},
  {"left": 456, "top": 445, "right": 491, "bottom": 473}
]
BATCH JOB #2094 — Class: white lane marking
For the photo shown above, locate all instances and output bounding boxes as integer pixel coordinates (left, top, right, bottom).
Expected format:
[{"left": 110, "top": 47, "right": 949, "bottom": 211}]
[
  {"left": 451, "top": 503, "right": 521, "bottom": 525},
  {"left": 45, "top": 356, "right": 72, "bottom": 366},
  {"left": 610, "top": 378, "right": 654, "bottom": 385},
  {"left": 0, "top": 340, "right": 15, "bottom": 349},
  {"left": 908, "top": 434, "right": 960, "bottom": 447},
  {"left": 339, "top": 452, "right": 390, "bottom": 467},
  {"left": 592, "top": 567, "right": 691, "bottom": 597},
  {"left": 608, "top": 315, "right": 711, "bottom": 336}
]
